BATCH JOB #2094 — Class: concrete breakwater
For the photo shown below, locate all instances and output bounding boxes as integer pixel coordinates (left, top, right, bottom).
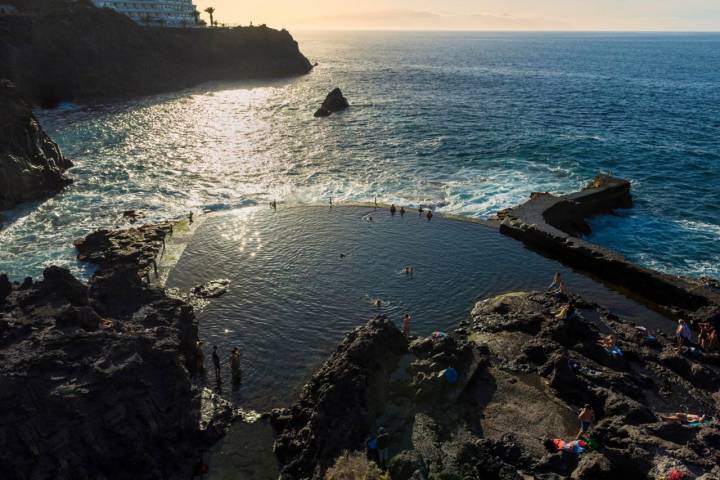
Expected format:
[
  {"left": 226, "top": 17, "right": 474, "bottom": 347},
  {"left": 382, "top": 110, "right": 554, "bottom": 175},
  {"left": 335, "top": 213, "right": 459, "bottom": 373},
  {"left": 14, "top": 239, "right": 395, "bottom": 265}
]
[{"left": 495, "top": 175, "right": 720, "bottom": 324}]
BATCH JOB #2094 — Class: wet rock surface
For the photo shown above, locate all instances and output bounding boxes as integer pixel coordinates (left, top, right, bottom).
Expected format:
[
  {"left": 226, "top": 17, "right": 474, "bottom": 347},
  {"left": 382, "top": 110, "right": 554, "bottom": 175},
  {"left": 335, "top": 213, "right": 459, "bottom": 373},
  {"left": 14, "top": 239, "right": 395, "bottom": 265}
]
[
  {"left": 270, "top": 316, "right": 408, "bottom": 479},
  {"left": 0, "top": 222, "right": 232, "bottom": 479},
  {"left": 192, "top": 279, "right": 231, "bottom": 299},
  {"left": 495, "top": 175, "right": 720, "bottom": 325},
  {"left": 314, "top": 87, "right": 350, "bottom": 117},
  {"left": 0, "top": 80, "right": 72, "bottom": 211}
]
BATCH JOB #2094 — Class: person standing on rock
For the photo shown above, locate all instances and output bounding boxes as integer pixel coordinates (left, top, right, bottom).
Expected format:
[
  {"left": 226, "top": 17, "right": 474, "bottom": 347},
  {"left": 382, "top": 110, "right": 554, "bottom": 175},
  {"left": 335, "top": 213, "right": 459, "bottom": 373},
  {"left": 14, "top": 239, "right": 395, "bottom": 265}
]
[
  {"left": 195, "top": 341, "right": 205, "bottom": 377},
  {"left": 376, "top": 427, "right": 390, "bottom": 468},
  {"left": 676, "top": 319, "right": 693, "bottom": 348},
  {"left": 212, "top": 345, "right": 221, "bottom": 381},
  {"left": 577, "top": 404, "right": 595, "bottom": 439}
]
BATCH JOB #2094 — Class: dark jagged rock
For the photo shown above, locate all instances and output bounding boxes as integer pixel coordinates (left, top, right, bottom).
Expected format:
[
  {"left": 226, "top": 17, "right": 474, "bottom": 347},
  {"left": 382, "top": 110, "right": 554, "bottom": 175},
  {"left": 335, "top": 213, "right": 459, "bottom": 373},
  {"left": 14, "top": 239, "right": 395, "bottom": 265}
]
[
  {"left": 270, "top": 316, "right": 408, "bottom": 479},
  {"left": 280, "top": 290, "right": 719, "bottom": 478},
  {"left": 467, "top": 291, "right": 720, "bottom": 479},
  {"left": 0, "top": 0, "right": 312, "bottom": 106},
  {"left": 0, "top": 221, "right": 232, "bottom": 479},
  {"left": 192, "top": 279, "right": 230, "bottom": 299},
  {"left": 314, "top": 87, "right": 349, "bottom": 117},
  {"left": 495, "top": 175, "right": 720, "bottom": 324},
  {"left": 0, "top": 80, "right": 72, "bottom": 210}
]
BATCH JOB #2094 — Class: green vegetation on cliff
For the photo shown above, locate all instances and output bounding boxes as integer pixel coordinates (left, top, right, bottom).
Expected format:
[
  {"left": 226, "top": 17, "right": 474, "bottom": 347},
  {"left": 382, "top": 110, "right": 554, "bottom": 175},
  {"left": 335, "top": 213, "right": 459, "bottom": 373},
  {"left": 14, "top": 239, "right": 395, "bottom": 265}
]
[{"left": 0, "top": 0, "right": 312, "bottom": 105}]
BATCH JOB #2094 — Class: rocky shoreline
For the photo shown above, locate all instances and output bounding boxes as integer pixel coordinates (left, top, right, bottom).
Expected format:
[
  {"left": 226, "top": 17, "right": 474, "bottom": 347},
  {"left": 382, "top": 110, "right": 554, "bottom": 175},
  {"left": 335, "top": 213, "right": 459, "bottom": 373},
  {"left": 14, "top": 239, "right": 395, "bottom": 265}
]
[
  {"left": 0, "top": 220, "right": 234, "bottom": 479},
  {"left": 272, "top": 292, "right": 720, "bottom": 479}
]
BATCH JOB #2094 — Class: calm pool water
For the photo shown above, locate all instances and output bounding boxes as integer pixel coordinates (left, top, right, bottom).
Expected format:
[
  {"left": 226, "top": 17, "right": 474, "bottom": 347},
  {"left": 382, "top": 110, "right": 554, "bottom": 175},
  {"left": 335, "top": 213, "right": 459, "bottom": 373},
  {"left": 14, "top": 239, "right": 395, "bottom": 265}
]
[{"left": 166, "top": 206, "right": 672, "bottom": 410}]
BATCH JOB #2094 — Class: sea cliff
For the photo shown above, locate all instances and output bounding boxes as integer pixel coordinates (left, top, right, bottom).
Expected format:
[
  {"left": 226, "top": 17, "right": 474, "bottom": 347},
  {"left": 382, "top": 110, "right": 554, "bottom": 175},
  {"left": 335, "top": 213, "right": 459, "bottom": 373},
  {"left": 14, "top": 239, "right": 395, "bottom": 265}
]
[
  {"left": 0, "top": 80, "right": 71, "bottom": 211},
  {"left": 0, "top": 0, "right": 313, "bottom": 106}
]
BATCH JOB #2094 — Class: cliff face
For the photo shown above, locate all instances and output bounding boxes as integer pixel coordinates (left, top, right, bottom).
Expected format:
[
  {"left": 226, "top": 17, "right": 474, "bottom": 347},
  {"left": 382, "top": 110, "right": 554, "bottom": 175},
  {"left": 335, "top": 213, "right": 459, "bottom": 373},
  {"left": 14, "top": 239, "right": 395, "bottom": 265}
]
[
  {"left": 0, "top": 1, "right": 313, "bottom": 106},
  {"left": 0, "top": 80, "right": 72, "bottom": 210}
]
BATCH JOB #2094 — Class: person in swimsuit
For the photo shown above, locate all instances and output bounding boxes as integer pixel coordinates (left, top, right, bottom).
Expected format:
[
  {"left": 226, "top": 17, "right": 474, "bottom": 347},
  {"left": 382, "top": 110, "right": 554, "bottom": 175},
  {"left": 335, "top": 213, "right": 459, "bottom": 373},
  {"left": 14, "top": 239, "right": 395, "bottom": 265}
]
[
  {"left": 660, "top": 412, "right": 706, "bottom": 424},
  {"left": 403, "top": 313, "right": 412, "bottom": 337},
  {"left": 577, "top": 404, "right": 595, "bottom": 438},
  {"left": 676, "top": 319, "right": 693, "bottom": 348}
]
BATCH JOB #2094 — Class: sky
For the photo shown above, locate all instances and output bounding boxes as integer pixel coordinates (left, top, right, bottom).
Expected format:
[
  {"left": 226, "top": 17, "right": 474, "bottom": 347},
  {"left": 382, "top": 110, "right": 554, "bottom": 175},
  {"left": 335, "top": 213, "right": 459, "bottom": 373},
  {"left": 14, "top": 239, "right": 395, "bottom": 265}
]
[{"left": 193, "top": 0, "right": 720, "bottom": 31}]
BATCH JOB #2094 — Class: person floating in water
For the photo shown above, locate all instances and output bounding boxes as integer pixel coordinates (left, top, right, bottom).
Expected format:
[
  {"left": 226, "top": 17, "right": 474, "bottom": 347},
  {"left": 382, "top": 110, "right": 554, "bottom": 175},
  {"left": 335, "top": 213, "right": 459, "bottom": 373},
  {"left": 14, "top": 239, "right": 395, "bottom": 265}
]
[
  {"left": 403, "top": 313, "right": 412, "bottom": 337},
  {"left": 426, "top": 210, "right": 433, "bottom": 221},
  {"left": 212, "top": 345, "right": 221, "bottom": 381},
  {"left": 404, "top": 266, "right": 414, "bottom": 276},
  {"left": 577, "top": 404, "right": 595, "bottom": 439},
  {"left": 374, "top": 299, "right": 382, "bottom": 308},
  {"left": 390, "top": 204, "right": 397, "bottom": 215},
  {"left": 400, "top": 206, "right": 406, "bottom": 216},
  {"left": 230, "top": 346, "right": 241, "bottom": 384}
]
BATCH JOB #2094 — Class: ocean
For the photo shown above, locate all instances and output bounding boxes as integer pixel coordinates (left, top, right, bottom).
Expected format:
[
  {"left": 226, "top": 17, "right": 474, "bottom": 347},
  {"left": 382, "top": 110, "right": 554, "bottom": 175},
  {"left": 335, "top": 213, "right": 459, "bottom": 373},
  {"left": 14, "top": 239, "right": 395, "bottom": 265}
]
[{"left": 1, "top": 31, "right": 719, "bottom": 280}]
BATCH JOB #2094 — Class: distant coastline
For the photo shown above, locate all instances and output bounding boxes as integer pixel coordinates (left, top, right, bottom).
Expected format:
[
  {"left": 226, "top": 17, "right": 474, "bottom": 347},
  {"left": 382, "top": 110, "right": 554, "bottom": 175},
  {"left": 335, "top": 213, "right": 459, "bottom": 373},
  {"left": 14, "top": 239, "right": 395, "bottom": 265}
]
[{"left": 0, "top": 1, "right": 313, "bottom": 106}]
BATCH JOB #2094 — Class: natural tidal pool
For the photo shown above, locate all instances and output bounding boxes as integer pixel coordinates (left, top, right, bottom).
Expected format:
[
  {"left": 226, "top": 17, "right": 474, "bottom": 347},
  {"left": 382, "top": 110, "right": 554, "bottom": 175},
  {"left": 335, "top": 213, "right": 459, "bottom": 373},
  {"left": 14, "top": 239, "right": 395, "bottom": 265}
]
[{"left": 166, "top": 205, "right": 672, "bottom": 411}]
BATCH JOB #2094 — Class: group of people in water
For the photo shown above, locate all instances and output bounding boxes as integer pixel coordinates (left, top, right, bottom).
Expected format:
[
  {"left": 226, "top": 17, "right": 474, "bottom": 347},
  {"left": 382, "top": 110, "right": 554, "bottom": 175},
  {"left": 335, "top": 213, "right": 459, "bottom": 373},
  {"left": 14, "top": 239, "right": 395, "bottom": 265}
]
[
  {"left": 389, "top": 203, "right": 433, "bottom": 221},
  {"left": 547, "top": 271, "right": 715, "bottom": 441},
  {"left": 195, "top": 341, "right": 242, "bottom": 387}
]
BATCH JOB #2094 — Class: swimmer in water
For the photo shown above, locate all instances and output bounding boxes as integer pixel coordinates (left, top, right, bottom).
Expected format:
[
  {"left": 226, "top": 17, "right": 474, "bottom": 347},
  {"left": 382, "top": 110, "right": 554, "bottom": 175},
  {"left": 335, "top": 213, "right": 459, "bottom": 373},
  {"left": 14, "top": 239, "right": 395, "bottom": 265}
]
[
  {"left": 374, "top": 299, "right": 382, "bottom": 307},
  {"left": 426, "top": 210, "right": 433, "bottom": 221}
]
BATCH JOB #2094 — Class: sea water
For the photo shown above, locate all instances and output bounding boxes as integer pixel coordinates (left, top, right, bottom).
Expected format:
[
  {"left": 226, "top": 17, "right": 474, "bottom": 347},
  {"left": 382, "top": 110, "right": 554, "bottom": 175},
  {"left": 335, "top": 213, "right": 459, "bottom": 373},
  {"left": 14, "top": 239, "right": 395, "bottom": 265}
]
[{"left": 1, "top": 32, "right": 719, "bottom": 280}]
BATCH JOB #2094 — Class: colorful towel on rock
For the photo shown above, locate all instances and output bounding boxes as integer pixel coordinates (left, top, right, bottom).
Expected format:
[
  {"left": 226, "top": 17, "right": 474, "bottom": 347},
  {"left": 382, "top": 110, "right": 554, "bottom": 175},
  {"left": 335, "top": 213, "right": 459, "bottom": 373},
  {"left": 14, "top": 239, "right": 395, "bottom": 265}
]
[{"left": 552, "top": 439, "right": 587, "bottom": 454}]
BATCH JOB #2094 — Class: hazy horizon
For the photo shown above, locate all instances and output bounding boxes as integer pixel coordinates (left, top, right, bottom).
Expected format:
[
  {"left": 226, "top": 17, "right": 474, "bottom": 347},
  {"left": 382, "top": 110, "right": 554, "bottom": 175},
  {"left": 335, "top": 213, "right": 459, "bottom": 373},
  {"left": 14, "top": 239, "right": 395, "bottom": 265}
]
[{"left": 193, "top": 1, "right": 720, "bottom": 31}]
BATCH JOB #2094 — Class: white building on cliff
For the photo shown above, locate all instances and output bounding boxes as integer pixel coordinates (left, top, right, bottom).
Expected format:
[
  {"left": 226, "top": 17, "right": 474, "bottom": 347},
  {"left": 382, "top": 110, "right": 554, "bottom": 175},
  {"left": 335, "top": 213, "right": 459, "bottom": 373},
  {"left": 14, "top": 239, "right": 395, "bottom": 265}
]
[{"left": 93, "top": 0, "right": 198, "bottom": 27}]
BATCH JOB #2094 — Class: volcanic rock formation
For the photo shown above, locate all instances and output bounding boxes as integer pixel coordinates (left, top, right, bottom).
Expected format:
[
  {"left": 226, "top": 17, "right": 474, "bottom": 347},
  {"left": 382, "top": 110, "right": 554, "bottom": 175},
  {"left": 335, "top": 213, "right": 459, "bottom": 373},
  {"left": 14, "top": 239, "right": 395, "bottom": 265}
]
[
  {"left": 314, "top": 88, "right": 350, "bottom": 117},
  {"left": 0, "top": 221, "right": 232, "bottom": 479},
  {"left": 0, "top": 80, "right": 71, "bottom": 211}
]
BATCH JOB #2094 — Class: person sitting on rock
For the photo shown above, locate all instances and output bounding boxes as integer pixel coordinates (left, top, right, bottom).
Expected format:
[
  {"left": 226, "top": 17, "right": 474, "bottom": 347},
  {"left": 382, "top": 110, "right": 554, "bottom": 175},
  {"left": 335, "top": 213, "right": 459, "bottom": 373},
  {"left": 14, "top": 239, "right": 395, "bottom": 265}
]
[
  {"left": 577, "top": 404, "right": 595, "bottom": 439},
  {"left": 556, "top": 303, "right": 575, "bottom": 321},
  {"left": 376, "top": 427, "right": 390, "bottom": 468},
  {"left": 676, "top": 319, "right": 693, "bottom": 348},
  {"left": 597, "top": 335, "right": 615, "bottom": 349},
  {"left": 660, "top": 412, "right": 706, "bottom": 424},
  {"left": 699, "top": 322, "right": 717, "bottom": 350}
]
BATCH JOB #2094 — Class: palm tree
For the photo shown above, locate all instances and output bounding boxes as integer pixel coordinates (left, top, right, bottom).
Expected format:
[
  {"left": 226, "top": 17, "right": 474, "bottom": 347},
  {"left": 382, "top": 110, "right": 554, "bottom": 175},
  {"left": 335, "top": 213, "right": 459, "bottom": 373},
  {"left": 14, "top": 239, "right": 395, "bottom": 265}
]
[
  {"left": 191, "top": 9, "right": 200, "bottom": 25},
  {"left": 204, "top": 7, "right": 215, "bottom": 27}
]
